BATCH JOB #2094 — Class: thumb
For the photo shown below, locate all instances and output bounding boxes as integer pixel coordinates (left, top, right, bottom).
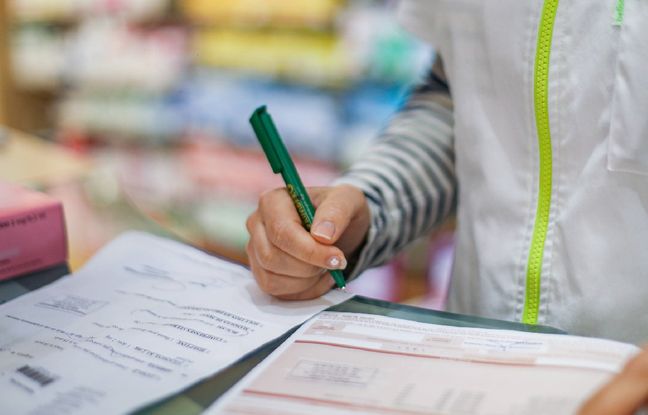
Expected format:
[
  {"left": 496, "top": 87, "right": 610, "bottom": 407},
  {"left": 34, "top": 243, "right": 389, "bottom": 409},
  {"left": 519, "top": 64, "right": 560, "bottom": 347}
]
[{"left": 310, "top": 185, "right": 361, "bottom": 246}]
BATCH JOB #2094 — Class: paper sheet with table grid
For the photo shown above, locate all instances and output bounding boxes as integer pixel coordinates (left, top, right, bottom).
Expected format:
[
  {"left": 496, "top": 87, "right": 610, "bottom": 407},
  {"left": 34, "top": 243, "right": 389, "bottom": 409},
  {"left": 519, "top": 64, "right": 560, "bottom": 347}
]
[{"left": 208, "top": 311, "right": 639, "bottom": 415}]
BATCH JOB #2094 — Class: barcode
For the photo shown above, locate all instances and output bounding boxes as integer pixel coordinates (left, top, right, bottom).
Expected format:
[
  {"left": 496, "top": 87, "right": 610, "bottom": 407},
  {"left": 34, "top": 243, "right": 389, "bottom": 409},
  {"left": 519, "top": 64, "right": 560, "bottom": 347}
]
[{"left": 16, "top": 365, "right": 57, "bottom": 387}]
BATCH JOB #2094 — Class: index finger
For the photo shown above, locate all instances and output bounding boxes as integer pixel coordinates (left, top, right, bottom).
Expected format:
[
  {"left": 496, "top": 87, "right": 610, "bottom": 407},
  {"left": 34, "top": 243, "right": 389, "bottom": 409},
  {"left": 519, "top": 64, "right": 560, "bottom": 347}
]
[
  {"left": 264, "top": 218, "right": 347, "bottom": 271},
  {"left": 258, "top": 188, "right": 347, "bottom": 270}
]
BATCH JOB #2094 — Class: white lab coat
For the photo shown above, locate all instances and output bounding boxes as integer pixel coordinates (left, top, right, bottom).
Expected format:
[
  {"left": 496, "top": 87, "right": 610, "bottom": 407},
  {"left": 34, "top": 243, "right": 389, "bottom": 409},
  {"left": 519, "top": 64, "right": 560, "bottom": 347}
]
[{"left": 399, "top": 0, "right": 648, "bottom": 344}]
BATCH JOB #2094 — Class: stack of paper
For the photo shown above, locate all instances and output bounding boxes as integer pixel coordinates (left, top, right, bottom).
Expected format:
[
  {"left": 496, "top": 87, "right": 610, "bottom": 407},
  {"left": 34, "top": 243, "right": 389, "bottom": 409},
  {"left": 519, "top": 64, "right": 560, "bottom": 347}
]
[{"left": 0, "top": 232, "right": 350, "bottom": 414}]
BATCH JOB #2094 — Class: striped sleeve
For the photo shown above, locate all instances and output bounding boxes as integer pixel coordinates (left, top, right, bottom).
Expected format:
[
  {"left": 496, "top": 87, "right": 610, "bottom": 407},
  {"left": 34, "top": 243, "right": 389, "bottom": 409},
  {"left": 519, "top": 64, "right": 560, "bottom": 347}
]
[{"left": 334, "top": 58, "right": 456, "bottom": 280}]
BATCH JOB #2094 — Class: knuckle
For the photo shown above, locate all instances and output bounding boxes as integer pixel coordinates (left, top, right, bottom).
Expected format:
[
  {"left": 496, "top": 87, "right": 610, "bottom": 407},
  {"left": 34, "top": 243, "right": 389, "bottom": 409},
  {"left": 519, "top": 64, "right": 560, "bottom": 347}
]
[
  {"left": 338, "top": 185, "right": 365, "bottom": 209},
  {"left": 258, "top": 280, "right": 273, "bottom": 295},
  {"left": 264, "top": 274, "right": 285, "bottom": 296},
  {"left": 269, "top": 221, "right": 291, "bottom": 250},
  {"left": 266, "top": 279, "right": 281, "bottom": 295},
  {"left": 310, "top": 187, "right": 327, "bottom": 205},
  {"left": 257, "top": 245, "right": 275, "bottom": 268},
  {"left": 303, "top": 245, "right": 320, "bottom": 264},
  {"left": 338, "top": 183, "right": 361, "bottom": 198},
  {"left": 307, "top": 266, "right": 326, "bottom": 278},
  {"left": 254, "top": 271, "right": 272, "bottom": 294},
  {"left": 258, "top": 188, "right": 283, "bottom": 212},
  {"left": 324, "top": 204, "right": 346, "bottom": 220},
  {"left": 257, "top": 191, "right": 271, "bottom": 213},
  {"left": 245, "top": 213, "right": 256, "bottom": 233}
]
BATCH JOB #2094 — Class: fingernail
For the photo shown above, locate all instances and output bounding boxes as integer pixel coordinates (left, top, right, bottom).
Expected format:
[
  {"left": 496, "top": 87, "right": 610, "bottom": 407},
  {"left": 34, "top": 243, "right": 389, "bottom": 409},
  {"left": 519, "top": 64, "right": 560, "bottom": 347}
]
[
  {"left": 312, "top": 220, "right": 336, "bottom": 241},
  {"left": 326, "top": 256, "right": 347, "bottom": 269}
]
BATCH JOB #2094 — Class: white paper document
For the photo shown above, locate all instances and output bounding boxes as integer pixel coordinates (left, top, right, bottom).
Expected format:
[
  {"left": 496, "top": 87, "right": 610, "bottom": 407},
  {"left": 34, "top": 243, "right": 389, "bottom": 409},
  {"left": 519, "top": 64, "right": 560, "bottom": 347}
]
[
  {"left": 0, "top": 232, "right": 351, "bottom": 414},
  {"left": 208, "top": 312, "right": 639, "bottom": 415}
]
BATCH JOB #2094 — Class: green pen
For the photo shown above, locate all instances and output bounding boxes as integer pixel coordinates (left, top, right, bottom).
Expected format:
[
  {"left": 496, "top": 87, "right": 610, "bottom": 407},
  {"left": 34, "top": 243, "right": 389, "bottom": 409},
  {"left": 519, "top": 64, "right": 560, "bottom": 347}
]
[{"left": 250, "top": 105, "right": 346, "bottom": 290}]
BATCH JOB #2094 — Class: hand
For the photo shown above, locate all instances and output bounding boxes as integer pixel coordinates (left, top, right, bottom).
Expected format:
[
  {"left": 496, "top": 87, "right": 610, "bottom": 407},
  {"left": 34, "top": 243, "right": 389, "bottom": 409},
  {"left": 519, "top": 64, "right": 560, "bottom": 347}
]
[
  {"left": 246, "top": 185, "right": 370, "bottom": 300},
  {"left": 578, "top": 345, "right": 648, "bottom": 415}
]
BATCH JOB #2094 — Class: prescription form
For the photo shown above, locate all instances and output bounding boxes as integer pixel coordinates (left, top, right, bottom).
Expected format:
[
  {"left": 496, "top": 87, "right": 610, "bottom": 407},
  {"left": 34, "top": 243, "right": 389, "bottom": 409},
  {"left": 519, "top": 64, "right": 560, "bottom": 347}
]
[{"left": 209, "top": 312, "right": 639, "bottom": 415}]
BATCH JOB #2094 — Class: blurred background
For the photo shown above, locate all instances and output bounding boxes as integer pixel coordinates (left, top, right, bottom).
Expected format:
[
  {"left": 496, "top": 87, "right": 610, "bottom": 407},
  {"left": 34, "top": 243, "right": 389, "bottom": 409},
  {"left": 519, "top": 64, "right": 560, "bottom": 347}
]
[{"left": 0, "top": 0, "right": 453, "bottom": 308}]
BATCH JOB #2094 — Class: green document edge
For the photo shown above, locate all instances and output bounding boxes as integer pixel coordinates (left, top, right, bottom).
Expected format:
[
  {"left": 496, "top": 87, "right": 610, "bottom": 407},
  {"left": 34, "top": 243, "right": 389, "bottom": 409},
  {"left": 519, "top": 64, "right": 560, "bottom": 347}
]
[{"left": 135, "top": 295, "right": 565, "bottom": 415}]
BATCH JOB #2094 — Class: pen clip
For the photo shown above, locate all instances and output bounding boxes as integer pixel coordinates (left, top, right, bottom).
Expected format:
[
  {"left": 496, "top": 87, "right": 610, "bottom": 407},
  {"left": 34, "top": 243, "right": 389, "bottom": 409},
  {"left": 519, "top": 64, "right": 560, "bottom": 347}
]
[{"left": 250, "top": 106, "right": 284, "bottom": 174}]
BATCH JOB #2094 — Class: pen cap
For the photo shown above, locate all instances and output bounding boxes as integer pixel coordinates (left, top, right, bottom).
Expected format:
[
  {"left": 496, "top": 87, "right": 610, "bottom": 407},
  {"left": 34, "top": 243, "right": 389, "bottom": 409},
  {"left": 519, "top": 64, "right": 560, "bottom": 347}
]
[{"left": 250, "top": 106, "right": 284, "bottom": 174}]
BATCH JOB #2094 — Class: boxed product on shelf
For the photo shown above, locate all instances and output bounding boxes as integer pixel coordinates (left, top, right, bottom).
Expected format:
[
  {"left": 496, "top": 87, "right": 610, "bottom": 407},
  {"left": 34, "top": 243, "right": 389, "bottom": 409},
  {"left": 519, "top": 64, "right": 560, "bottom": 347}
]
[
  {"left": 10, "top": 26, "right": 66, "bottom": 90},
  {"left": 58, "top": 91, "right": 186, "bottom": 142},
  {"left": 183, "top": 73, "right": 344, "bottom": 160},
  {"left": 0, "top": 183, "right": 67, "bottom": 281},
  {"left": 10, "top": 0, "right": 81, "bottom": 22},
  {"left": 66, "top": 21, "right": 187, "bottom": 93},
  {"left": 181, "top": 0, "right": 344, "bottom": 29},
  {"left": 11, "top": 0, "right": 173, "bottom": 23},
  {"left": 192, "top": 29, "right": 355, "bottom": 87}
]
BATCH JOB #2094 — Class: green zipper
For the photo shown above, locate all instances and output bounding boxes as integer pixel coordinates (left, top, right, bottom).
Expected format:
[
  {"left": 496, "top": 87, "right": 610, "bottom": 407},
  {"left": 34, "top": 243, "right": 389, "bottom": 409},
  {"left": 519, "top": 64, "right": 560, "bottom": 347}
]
[
  {"left": 523, "top": 0, "right": 559, "bottom": 325},
  {"left": 614, "top": 0, "right": 625, "bottom": 26}
]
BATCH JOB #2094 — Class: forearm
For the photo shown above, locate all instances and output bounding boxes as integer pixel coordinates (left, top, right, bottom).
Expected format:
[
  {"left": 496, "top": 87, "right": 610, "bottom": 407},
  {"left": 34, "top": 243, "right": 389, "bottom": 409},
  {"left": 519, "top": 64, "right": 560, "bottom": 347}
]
[{"left": 335, "top": 58, "right": 457, "bottom": 279}]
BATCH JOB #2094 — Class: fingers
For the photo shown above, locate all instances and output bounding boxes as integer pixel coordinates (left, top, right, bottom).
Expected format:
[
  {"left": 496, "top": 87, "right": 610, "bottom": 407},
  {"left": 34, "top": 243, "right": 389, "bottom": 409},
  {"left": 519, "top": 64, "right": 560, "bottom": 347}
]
[
  {"left": 247, "top": 213, "right": 322, "bottom": 277},
  {"left": 255, "top": 189, "right": 347, "bottom": 269},
  {"left": 247, "top": 250, "right": 327, "bottom": 297},
  {"left": 246, "top": 185, "right": 368, "bottom": 299},
  {"left": 276, "top": 272, "right": 336, "bottom": 301},
  {"left": 310, "top": 185, "right": 366, "bottom": 245},
  {"left": 578, "top": 346, "right": 648, "bottom": 415},
  {"left": 246, "top": 187, "right": 349, "bottom": 299},
  {"left": 265, "top": 218, "right": 347, "bottom": 269}
]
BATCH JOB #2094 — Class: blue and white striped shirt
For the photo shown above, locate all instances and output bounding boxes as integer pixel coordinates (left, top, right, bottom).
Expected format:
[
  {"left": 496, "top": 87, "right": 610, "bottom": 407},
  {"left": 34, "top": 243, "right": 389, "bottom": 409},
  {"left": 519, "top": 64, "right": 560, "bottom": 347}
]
[{"left": 336, "top": 59, "right": 457, "bottom": 279}]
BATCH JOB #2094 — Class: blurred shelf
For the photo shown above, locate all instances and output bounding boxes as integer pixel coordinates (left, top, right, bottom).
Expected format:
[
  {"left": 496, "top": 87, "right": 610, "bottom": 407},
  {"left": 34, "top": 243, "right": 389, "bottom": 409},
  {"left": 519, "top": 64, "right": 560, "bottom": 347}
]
[
  {"left": 0, "top": 128, "right": 91, "bottom": 186},
  {"left": 0, "top": 0, "right": 446, "bottom": 304}
]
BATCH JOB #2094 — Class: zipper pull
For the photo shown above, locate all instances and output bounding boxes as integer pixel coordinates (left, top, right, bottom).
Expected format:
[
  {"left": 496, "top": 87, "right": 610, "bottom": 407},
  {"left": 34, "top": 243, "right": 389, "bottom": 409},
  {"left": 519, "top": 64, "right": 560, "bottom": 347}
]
[{"left": 613, "top": 0, "right": 625, "bottom": 26}]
